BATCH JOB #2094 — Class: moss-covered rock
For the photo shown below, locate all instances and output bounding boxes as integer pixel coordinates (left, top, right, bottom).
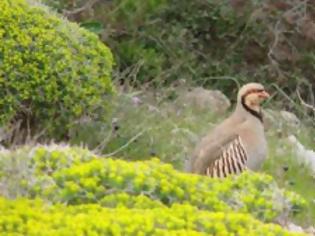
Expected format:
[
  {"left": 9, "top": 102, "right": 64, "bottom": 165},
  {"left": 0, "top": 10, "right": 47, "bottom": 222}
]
[{"left": 0, "top": 0, "right": 114, "bottom": 139}]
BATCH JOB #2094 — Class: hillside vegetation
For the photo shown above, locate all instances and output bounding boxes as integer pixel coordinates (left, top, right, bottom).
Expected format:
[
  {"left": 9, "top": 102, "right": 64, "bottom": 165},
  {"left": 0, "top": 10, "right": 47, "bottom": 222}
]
[
  {"left": 0, "top": 145, "right": 307, "bottom": 235},
  {"left": 44, "top": 0, "right": 315, "bottom": 121},
  {"left": 0, "top": 0, "right": 314, "bottom": 235}
]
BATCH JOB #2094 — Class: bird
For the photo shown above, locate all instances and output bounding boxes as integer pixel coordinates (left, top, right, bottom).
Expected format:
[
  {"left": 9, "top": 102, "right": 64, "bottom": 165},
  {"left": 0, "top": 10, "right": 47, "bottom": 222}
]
[{"left": 187, "top": 82, "right": 270, "bottom": 177}]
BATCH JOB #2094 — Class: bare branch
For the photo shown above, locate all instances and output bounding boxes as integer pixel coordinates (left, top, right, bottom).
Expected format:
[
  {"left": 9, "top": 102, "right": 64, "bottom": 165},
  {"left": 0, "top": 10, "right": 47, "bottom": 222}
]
[
  {"left": 94, "top": 125, "right": 115, "bottom": 153},
  {"left": 63, "top": 0, "right": 100, "bottom": 17},
  {"left": 103, "top": 129, "right": 146, "bottom": 157},
  {"left": 267, "top": 20, "right": 283, "bottom": 77},
  {"left": 267, "top": 0, "right": 309, "bottom": 78},
  {"left": 296, "top": 88, "right": 315, "bottom": 112}
]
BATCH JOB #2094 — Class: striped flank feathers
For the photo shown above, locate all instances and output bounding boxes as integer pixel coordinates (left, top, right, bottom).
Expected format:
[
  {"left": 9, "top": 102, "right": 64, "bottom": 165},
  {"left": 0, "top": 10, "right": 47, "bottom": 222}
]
[{"left": 206, "top": 136, "right": 248, "bottom": 178}]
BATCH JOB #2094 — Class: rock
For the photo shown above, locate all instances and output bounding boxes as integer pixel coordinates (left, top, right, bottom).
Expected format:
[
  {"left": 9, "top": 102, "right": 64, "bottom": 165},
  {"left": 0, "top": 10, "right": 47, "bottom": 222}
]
[
  {"left": 177, "top": 87, "right": 231, "bottom": 114},
  {"left": 288, "top": 135, "right": 315, "bottom": 176},
  {"left": 263, "top": 109, "right": 300, "bottom": 131},
  {"left": 131, "top": 96, "right": 142, "bottom": 106},
  {"left": 280, "top": 110, "right": 300, "bottom": 127},
  {"left": 305, "top": 226, "right": 315, "bottom": 235},
  {"left": 286, "top": 223, "right": 304, "bottom": 233},
  {"left": 283, "top": 223, "right": 315, "bottom": 235}
]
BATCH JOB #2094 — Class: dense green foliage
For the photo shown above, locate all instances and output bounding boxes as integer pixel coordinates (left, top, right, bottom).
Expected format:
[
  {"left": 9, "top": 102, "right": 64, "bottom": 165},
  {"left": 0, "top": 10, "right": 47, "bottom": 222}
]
[
  {"left": 44, "top": 0, "right": 314, "bottom": 110},
  {"left": 0, "top": 0, "right": 114, "bottom": 139},
  {"left": 0, "top": 197, "right": 305, "bottom": 236}
]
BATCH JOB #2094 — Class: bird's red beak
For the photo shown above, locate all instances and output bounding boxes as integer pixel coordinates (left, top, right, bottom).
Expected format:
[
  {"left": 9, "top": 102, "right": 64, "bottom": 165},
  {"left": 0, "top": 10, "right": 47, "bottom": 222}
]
[{"left": 259, "top": 90, "right": 270, "bottom": 99}]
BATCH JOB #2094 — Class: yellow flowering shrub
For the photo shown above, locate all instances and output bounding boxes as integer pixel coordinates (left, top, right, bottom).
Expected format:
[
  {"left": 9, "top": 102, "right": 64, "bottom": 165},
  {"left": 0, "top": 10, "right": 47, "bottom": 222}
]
[
  {"left": 0, "top": 0, "right": 114, "bottom": 138},
  {"left": 100, "top": 193, "right": 166, "bottom": 208},
  {"left": 0, "top": 145, "right": 306, "bottom": 224},
  {"left": 0, "top": 198, "right": 305, "bottom": 236}
]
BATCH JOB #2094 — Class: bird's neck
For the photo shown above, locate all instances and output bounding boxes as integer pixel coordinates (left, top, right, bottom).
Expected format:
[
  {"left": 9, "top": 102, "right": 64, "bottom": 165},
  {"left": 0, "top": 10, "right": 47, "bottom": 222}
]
[{"left": 238, "top": 98, "right": 263, "bottom": 123}]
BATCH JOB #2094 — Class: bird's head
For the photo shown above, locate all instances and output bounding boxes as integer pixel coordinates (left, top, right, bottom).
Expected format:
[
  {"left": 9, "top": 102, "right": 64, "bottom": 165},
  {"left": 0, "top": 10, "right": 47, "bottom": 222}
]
[
  {"left": 237, "top": 83, "right": 270, "bottom": 121},
  {"left": 237, "top": 83, "right": 270, "bottom": 106}
]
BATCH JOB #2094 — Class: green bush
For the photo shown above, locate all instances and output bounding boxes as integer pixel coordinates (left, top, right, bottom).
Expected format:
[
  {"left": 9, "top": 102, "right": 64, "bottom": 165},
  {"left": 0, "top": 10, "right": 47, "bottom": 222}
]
[
  {"left": 52, "top": 159, "right": 306, "bottom": 222},
  {"left": 0, "top": 145, "right": 306, "bottom": 223},
  {"left": 0, "top": 144, "right": 97, "bottom": 198},
  {"left": 0, "top": 197, "right": 305, "bottom": 236},
  {"left": 44, "top": 0, "right": 315, "bottom": 118},
  {"left": 99, "top": 192, "right": 166, "bottom": 209},
  {"left": 0, "top": 0, "right": 114, "bottom": 140}
]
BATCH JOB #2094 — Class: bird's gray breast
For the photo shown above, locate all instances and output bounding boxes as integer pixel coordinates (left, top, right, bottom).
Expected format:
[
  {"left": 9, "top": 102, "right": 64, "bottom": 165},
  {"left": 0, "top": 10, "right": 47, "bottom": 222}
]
[{"left": 244, "top": 135, "right": 267, "bottom": 171}]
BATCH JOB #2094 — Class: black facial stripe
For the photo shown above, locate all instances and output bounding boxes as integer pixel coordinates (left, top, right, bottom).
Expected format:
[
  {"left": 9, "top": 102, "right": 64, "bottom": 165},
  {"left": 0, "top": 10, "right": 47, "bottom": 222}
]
[{"left": 241, "top": 95, "right": 263, "bottom": 123}]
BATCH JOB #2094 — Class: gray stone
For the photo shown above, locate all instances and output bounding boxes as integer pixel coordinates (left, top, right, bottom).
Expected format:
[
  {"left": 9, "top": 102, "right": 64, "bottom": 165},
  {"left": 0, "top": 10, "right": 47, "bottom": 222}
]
[
  {"left": 263, "top": 109, "right": 300, "bottom": 131},
  {"left": 280, "top": 110, "right": 300, "bottom": 127},
  {"left": 177, "top": 87, "right": 231, "bottom": 114}
]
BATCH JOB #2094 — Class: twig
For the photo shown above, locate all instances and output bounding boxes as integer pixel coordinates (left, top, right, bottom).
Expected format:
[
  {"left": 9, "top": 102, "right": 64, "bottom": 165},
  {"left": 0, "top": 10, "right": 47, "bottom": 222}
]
[
  {"left": 267, "top": 20, "right": 283, "bottom": 77},
  {"left": 197, "top": 76, "right": 241, "bottom": 90},
  {"left": 63, "top": 0, "right": 100, "bottom": 17},
  {"left": 296, "top": 88, "right": 315, "bottom": 112},
  {"left": 103, "top": 130, "right": 146, "bottom": 157},
  {"left": 270, "top": 83, "right": 302, "bottom": 113},
  {"left": 267, "top": 0, "right": 309, "bottom": 77},
  {"left": 94, "top": 128, "right": 114, "bottom": 152},
  {"left": 32, "top": 128, "right": 48, "bottom": 143}
]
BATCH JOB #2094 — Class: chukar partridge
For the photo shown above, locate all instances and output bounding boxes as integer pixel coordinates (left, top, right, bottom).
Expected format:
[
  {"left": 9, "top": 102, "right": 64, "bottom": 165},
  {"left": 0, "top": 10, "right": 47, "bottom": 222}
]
[{"left": 188, "top": 83, "right": 270, "bottom": 177}]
